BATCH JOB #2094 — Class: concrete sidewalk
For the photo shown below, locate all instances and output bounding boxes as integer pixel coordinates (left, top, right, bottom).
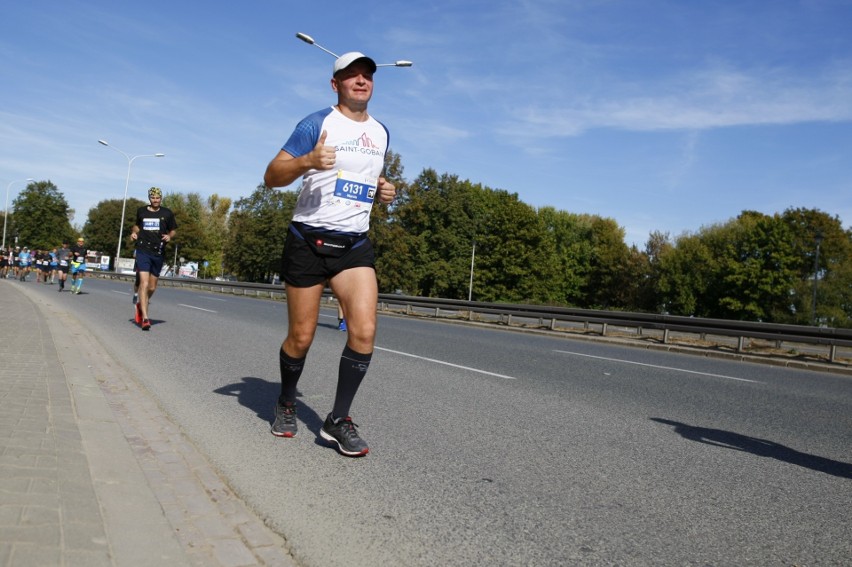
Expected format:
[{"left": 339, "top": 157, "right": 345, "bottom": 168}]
[{"left": 0, "top": 280, "right": 297, "bottom": 567}]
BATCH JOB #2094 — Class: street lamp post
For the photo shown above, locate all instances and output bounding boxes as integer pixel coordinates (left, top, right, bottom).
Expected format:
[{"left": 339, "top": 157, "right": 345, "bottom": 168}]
[
  {"left": 3, "top": 178, "right": 35, "bottom": 250},
  {"left": 468, "top": 239, "right": 476, "bottom": 302},
  {"left": 811, "top": 230, "right": 824, "bottom": 326},
  {"left": 98, "top": 140, "right": 164, "bottom": 268}
]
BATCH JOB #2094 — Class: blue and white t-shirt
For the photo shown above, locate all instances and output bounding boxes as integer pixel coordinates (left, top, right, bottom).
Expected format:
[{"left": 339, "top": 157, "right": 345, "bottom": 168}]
[{"left": 282, "top": 106, "right": 389, "bottom": 234}]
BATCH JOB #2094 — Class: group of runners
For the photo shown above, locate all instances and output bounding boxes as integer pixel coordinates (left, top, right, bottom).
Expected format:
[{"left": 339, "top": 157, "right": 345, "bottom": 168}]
[
  {"left": 3, "top": 187, "right": 177, "bottom": 333},
  {"left": 1, "top": 238, "right": 89, "bottom": 293}
]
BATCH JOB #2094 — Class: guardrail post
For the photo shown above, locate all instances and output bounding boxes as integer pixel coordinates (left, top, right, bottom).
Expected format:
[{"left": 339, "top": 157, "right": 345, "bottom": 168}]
[
  {"left": 663, "top": 328, "right": 670, "bottom": 344},
  {"left": 737, "top": 336, "right": 745, "bottom": 353},
  {"left": 830, "top": 345, "right": 837, "bottom": 363},
  {"left": 601, "top": 323, "right": 607, "bottom": 336}
]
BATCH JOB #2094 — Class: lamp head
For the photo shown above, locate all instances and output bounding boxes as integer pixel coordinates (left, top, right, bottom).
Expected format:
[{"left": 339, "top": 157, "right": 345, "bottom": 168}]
[{"left": 296, "top": 32, "right": 412, "bottom": 71}]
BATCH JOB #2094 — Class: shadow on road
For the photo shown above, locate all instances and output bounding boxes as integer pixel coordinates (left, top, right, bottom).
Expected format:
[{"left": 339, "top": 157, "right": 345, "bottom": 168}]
[
  {"left": 651, "top": 417, "right": 852, "bottom": 479},
  {"left": 213, "top": 378, "right": 325, "bottom": 434}
]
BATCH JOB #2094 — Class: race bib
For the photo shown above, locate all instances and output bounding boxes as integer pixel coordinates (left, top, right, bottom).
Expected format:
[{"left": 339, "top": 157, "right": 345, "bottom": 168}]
[
  {"left": 333, "top": 170, "right": 376, "bottom": 210},
  {"left": 143, "top": 218, "right": 162, "bottom": 231},
  {"left": 60, "top": 260, "right": 68, "bottom": 266},
  {"left": 76, "top": 256, "right": 85, "bottom": 262}
]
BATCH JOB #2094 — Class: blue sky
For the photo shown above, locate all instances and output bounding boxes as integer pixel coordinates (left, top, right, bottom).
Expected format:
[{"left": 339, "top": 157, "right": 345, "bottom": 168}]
[{"left": 2, "top": 0, "right": 851, "bottom": 248}]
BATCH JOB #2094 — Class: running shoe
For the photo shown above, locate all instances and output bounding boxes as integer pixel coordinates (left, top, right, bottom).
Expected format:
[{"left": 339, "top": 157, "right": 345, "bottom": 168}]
[
  {"left": 320, "top": 414, "right": 369, "bottom": 456},
  {"left": 271, "top": 401, "right": 298, "bottom": 437},
  {"left": 141, "top": 319, "right": 151, "bottom": 331},
  {"left": 135, "top": 304, "right": 143, "bottom": 324},
  {"left": 338, "top": 319, "right": 347, "bottom": 332},
  {"left": 132, "top": 292, "right": 138, "bottom": 305}
]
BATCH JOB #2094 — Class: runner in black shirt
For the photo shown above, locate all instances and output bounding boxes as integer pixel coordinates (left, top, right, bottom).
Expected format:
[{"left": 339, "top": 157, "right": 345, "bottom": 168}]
[
  {"left": 130, "top": 187, "right": 177, "bottom": 330},
  {"left": 55, "top": 241, "right": 71, "bottom": 292}
]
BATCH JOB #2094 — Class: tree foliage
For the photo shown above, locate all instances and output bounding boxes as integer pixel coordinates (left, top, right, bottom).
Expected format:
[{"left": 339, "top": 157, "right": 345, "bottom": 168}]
[
  {"left": 223, "top": 184, "right": 296, "bottom": 282},
  {"left": 651, "top": 208, "right": 850, "bottom": 326},
  {"left": 82, "top": 197, "right": 146, "bottom": 261},
  {"left": 9, "top": 180, "right": 75, "bottom": 249},
  {"left": 27, "top": 149, "right": 852, "bottom": 329}
]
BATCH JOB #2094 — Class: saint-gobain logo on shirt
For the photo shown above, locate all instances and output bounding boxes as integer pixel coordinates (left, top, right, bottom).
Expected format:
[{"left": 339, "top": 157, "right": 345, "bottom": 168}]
[{"left": 336, "top": 132, "right": 385, "bottom": 157}]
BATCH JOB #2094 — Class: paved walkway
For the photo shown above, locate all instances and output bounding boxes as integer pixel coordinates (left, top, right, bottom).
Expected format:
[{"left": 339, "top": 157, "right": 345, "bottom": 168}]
[{"left": 0, "top": 280, "right": 297, "bottom": 567}]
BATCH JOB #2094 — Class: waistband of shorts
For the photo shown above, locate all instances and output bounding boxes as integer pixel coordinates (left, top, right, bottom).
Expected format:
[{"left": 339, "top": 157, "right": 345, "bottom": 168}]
[{"left": 289, "top": 221, "right": 366, "bottom": 241}]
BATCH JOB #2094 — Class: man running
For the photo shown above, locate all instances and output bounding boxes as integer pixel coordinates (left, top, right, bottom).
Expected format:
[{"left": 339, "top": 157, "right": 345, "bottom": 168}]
[
  {"left": 0, "top": 248, "right": 9, "bottom": 279},
  {"left": 55, "top": 241, "right": 71, "bottom": 292},
  {"left": 130, "top": 187, "right": 177, "bottom": 331},
  {"left": 69, "top": 237, "right": 87, "bottom": 293},
  {"left": 17, "top": 247, "right": 31, "bottom": 281},
  {"left": 263, "top": 49, "right": 397, "bottom": 456},
  {"left": 48, "top": 247, "right": 59, "bottom": 284}
]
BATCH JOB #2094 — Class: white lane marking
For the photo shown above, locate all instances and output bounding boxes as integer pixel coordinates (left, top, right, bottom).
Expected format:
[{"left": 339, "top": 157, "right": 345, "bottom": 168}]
[
  {"left": 112, "top": 291, "right": 131, "bottom": 296},
  {"left": 553, "top": 350, "right": 760, "bottom": 383},
  {"left": 200, "top": 296, "right": 227, "bottom": 302},
  {"left": 178, "top": 304, "right": 217, "bottom": 313},
  {"left": 375, "top": 347, "right": 517, "bottom": 380}
]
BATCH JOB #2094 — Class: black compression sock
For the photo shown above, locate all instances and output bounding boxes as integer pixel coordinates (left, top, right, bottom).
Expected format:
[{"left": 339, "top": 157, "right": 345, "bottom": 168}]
[
  {"left": 332, "top": 346, "right": 372, "bottom": 419},
  {"left": 278, "top": 349, "right": 306, "bottom": 405}
]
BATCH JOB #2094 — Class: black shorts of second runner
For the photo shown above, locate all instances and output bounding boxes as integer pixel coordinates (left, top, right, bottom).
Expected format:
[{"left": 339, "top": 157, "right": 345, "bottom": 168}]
[
  {"left": 281, "top": 229, "right": 375, "bottom": 287},
  {"left": 135, "top": 249, "right": 165, "bottom": 277}
]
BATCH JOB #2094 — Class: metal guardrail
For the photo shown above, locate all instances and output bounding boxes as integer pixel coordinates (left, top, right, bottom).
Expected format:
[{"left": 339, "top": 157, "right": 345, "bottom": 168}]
[
  {"left": 375, "top": 296, "right": 852, "bottom": 364},
  {"left": 96, "top": 272, "right": 852, "bottom": 366}
]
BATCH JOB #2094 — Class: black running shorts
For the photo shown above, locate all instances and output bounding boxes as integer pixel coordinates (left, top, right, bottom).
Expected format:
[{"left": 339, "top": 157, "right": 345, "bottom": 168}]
[{"left": 280, "top": 227, "right": 375, "bottom": 287}]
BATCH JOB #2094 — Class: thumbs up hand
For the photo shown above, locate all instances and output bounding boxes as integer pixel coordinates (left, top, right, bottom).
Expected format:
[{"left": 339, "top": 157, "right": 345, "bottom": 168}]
[{"left": 310, "top": 130, "right": 336, "bottom": 170}]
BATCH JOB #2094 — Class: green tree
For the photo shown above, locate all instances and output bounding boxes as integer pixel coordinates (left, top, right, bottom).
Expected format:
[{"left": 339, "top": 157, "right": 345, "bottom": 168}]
[
  {"left": 371, "top": 149, "right": 414, "bottom": 294},
  {"left": 655, "top": 231, "right": 718, "bottom": 316},
  {"left": 583, "top": 217, "right": 632, "bottom": 309},
  {"left": 538, "top": 207, "right": 591, "bottom": 306},
  {"left": 472, "top": 189, "right": 560, "bottom": 304},
  {"left": 714, "top": 211, "right": 798, "bottom": 321},
  {"left": 10, "top": 180, "right": 75, "bottom": 249},
  {"left": 224, "top": 185, "right": 296, "bottom": 282},
  {"left": 379, "top": 168, "right": 442, "bottom": 296},
  {"left": 82, "top": 197, "right": 146, "bottom": 262},
  {"left": 643, "top": 230, "right": 675, "bottom": 313},
  {"left": 165, "top": 192, "right": 210, "bottom": 269},
  {"left": 386, "top": 169, "right": 473, "bottom": 298},
  {"left": 203, "top": 194, "right": 232, "bottom": 279},
  {"left": 781, "top": 207, "right": 852, "bottom": 326}
]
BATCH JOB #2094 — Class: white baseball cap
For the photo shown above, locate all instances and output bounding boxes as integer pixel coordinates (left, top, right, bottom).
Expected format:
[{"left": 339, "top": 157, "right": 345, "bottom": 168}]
[{"left": 333, "top": 52, "right": 377, "bottom": 75}]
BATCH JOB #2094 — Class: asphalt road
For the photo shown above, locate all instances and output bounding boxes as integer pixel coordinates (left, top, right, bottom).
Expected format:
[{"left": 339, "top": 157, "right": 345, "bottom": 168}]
[{"left": 19, "top": 277, "right": 852, "bottom": 566}]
